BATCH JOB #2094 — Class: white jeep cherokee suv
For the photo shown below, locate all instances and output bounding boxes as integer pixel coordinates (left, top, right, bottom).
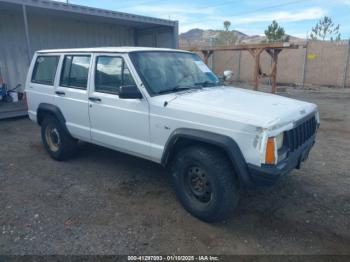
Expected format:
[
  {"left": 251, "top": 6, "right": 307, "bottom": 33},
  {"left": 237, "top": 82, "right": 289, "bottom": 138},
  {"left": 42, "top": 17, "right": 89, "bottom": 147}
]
[{"left": 26, "top": 47, "right": 319, "bottom": 222}]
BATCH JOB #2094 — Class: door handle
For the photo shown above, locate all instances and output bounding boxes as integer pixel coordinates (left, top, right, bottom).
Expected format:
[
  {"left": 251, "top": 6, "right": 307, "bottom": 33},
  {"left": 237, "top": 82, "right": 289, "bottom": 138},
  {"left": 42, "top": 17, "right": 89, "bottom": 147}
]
[
  {"left": 55, "top": 91, "right": 65, "bottom": 96},
  {"left": 89, "top": 97, "right": 101, "bottom": 102}
]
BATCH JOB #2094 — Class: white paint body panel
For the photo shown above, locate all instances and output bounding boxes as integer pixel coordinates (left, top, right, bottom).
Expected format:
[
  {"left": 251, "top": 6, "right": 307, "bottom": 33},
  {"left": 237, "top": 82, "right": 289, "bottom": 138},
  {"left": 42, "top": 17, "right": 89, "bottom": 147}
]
[
  {"left": 87, "top": 53, "right": 151, "bottom": 160},
  {"left": 54, "top": 54, "right": 92, "bottom": 141},
  {"left": 25, "top": 54, "right": 58, "bottom": 122},
  {"left": 25, "top": 48, "right": 319, "bottom": 167},
  {"left": 148, "top": 86, "right": 317, "bottom": 165}
]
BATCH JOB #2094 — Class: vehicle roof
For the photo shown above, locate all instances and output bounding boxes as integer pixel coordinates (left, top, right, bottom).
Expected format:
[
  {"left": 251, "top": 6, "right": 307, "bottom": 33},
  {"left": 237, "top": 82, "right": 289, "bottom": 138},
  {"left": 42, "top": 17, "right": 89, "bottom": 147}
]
[{"left": 37, "top": 46, "right": 190, "bottom": 54}]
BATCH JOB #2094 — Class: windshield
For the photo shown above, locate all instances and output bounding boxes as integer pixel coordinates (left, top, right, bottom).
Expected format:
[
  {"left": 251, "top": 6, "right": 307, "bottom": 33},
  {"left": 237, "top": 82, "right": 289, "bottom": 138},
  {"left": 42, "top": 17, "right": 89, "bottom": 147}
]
[{"left": 129, "top": 51, "right": 220, "bottom": 95}]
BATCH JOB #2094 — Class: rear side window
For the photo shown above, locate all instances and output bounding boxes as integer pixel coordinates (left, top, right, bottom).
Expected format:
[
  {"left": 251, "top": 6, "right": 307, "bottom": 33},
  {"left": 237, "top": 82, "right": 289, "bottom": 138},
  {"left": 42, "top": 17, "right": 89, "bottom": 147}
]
[
  {"left": 31, "top": 56, "right": 59, "bottom": 85},
  {"left": 60, "top": 55, "right": 91, "bottom": 89},
  {"left": 95, "top": 56, "right": 136, "bottom": 95}
]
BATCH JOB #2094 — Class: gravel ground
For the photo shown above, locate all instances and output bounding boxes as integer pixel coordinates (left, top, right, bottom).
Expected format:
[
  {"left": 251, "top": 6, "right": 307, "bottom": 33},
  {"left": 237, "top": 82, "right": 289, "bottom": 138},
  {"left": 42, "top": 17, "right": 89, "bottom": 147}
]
[{"left": 0, "top": 87, "right": 349, "bottom": 255}]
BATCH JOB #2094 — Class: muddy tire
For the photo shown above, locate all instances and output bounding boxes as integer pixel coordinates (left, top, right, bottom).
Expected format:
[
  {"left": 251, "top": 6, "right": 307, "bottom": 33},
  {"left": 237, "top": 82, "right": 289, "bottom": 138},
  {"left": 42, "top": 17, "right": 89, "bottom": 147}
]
[
  {"left": 41, "top": 115, "right": 77, "bottom": 161},
  {"left": 171, "top": 145, "right": 240, "bottom": 222}
]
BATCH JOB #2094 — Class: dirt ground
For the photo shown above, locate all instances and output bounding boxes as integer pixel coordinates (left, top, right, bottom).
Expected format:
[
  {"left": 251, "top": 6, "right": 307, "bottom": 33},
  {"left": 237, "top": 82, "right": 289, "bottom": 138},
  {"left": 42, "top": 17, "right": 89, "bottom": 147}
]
[{"left": 0, "top": 86, "right": 349, "bottom": 255}]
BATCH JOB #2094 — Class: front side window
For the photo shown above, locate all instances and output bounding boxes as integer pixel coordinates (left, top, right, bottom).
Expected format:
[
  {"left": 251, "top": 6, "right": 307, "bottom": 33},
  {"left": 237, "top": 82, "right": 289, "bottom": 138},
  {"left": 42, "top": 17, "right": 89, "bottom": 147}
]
[
  {"left": 95, "top": 56, "right": 136, "bottom": 95},
  {"left": 60, "top": 55, "right": 91, "bottom": 89},
  {"left": 129, "top": 51, "right": 219, "bottom": 95},
  {"left": 31, "top": 56, "right": 59, "bottom": 85}
]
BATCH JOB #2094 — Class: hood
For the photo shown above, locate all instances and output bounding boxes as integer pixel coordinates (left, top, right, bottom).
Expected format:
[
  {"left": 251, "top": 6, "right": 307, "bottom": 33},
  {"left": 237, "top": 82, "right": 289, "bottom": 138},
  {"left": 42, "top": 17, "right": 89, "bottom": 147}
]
[{"left": 151, "top": 86, "right": 317, "bottom": 129}]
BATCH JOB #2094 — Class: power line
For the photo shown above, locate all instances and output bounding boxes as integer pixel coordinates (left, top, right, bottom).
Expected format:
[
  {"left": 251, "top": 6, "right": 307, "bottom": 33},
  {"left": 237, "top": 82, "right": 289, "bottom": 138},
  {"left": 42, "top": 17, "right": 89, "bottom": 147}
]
[
  {"left": 227, "top": 0, "right": 311, "bottom": 17},
  {"left": 118, "top": 0, "right": 312, "bottom": 20},
  {"left": 118, "top": 0, "right": 242, "bottom": 11},
  {"left": 178, "top": 0, "right": 313, "bottom": 30},
  {"left": 117, "top": 0, "right": 171, "bottom": 10},
  {"left": 190, "top": 0, "right": 242, "bottom": 11}
]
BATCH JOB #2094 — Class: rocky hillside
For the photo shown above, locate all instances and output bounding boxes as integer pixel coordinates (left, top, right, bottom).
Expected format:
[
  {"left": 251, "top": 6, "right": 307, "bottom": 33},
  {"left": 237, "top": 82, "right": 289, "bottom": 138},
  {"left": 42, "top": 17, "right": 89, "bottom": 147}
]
[{"left": 179, "top": 28, "right": 300, "bottom": 47}]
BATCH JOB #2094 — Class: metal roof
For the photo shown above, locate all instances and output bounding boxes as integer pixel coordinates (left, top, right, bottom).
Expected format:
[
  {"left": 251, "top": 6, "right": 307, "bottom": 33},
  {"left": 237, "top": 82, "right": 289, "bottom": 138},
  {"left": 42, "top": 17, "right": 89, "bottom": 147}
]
[
  {"left": 0, "top": 0, "right": 177, "bottom": 27},
  {"left": 37, "top": 46, "right": 189, "bottom": 53}
]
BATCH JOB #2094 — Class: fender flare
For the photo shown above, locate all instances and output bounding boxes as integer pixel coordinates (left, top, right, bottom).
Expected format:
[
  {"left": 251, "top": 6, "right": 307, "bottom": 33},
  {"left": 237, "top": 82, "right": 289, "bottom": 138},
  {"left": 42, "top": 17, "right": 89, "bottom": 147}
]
[
  {"left": 37, "top": 103, "right": 70, "bottom": 134},
  {"left": 161, "top": 128, "right": 252, "bottom": 186}
]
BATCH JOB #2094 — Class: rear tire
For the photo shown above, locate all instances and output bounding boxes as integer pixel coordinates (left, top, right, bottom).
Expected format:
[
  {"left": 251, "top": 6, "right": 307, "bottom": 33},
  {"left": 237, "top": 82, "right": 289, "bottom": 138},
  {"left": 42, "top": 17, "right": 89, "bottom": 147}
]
[
  {"left": 171, "top": 145, "right": 240, "bottom": 222},
  {"left": 41, "top": 115, "right": 77, "bottom": 161}
]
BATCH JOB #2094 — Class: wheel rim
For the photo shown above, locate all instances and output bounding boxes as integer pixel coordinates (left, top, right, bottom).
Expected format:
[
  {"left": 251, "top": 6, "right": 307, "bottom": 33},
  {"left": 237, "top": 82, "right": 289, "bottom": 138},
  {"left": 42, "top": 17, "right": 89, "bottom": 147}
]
[
  {"left": 45, "top": 124, "right": 60, "bottom": 152},
  {"left": 185, "top": 166, "right": 212, "bottom": 203}
]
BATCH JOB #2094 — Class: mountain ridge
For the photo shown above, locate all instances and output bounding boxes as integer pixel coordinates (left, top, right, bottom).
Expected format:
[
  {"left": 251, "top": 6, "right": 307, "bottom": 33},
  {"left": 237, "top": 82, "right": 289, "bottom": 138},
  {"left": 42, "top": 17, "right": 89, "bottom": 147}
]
[{"left": 179, "top": 28, "right": 301, "bottom": 47}]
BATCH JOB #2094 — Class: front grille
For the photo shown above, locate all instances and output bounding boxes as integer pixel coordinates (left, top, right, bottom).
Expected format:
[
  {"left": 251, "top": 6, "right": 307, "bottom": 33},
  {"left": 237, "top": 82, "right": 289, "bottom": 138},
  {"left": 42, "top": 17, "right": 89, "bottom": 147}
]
[{"left": 284, "top": 115, "right": 317, "bottom": 152}]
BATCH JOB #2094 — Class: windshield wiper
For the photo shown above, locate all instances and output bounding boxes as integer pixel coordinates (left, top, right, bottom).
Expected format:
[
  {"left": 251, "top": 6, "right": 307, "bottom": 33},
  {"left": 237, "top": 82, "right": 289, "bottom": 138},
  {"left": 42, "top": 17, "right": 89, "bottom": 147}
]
[
  {"left": 157, "top": 86, "right": 191, "bottom": 95},
  {"left": 157, "top": 81, "right": 217, "bottom": 95},
  {"left": 194, "top": 81, "right": 218, "bottom": 87}
]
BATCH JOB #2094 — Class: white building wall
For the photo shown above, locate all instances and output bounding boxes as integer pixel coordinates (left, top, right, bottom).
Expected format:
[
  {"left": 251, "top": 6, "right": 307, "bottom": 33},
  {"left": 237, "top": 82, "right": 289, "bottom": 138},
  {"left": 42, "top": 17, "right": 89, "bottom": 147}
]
[
  {"left": 28, "top": 15, "right": 135, "bottom": 52},
  {"left": 0, "top": 8, "right": 29, "bottom": 92},
  {"left": 137, "top": 28, "right": 175, "bottom": 48},
  {"left": 0, "top": 2, "right": 177, "bottom": 92},
  {"left": 0, "top": 7, "right": 134, "bottom": 91}
]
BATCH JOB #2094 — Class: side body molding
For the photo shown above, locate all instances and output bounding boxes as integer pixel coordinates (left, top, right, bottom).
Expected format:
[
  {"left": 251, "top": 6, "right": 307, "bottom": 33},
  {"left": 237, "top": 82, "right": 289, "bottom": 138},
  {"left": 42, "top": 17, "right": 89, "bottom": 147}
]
[{"left": 161, "top": 128, "right": 252, "bottom": 186}]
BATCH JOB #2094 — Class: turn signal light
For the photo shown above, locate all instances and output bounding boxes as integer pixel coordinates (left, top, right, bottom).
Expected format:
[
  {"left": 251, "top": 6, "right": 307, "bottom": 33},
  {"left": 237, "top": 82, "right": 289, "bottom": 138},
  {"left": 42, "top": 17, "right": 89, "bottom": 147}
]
[{"left": 265, "top": 137, "right": 276, "bottom": 164}]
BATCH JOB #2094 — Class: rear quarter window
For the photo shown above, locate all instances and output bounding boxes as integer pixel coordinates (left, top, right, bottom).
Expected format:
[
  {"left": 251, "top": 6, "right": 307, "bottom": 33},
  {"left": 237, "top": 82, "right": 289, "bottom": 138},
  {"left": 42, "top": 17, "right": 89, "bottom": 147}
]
[{"left": 31, "top": 56, "right": 60, "bottom": 85}]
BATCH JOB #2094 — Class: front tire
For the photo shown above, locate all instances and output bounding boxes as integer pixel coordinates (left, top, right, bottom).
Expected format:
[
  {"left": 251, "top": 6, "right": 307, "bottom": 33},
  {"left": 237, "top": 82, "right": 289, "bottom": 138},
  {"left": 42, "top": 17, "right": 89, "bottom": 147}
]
[
  {"left": 171, "top": 145, "right": 240, "bottom": 222},
  {"left": 41, "top": 115, "right": 77, "bottom": 161}
]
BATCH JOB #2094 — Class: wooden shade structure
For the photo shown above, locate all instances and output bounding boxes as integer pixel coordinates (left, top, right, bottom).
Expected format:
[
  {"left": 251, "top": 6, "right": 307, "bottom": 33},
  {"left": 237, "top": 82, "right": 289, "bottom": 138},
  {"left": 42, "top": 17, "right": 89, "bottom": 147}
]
[{"left": 187, "top": 42, "right": 303, "bottom": 93}]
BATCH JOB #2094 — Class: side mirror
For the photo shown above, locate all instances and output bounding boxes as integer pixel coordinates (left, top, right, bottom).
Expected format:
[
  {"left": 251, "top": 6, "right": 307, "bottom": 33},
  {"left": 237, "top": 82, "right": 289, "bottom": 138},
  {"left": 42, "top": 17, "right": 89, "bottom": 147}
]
[
  {"left": 119, "top": 85, "right": 142, "bottom": 99},
  {"left": 223, "top": 70, "right": 233, "bottom": 81}
]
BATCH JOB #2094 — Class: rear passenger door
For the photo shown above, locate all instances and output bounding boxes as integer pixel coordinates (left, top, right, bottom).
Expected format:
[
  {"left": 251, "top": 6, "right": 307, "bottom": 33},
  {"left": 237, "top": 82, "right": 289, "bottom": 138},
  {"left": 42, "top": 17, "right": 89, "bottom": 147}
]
[
  {"left": 26, "top": 55, "right": 60, "bottom": 121},
  {"left": 54, "top": 54, "right": 92, "bottom": 141},
  {"left": 88, "top": 54, "right": 150, "bottom": 159}
]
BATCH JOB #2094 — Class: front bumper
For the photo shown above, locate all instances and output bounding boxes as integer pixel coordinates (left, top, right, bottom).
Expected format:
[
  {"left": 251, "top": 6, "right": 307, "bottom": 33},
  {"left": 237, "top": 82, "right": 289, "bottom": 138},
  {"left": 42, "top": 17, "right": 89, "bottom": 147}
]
[{"left": 247, "top": 134, "right": 316, "bottom": 187}]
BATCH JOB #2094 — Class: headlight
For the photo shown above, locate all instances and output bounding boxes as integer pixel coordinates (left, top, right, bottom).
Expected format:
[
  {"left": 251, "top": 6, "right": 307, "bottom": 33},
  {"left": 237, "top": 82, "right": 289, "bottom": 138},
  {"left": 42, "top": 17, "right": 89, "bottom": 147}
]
[{"left": 276, "top": 132, "right": 284, "bottom": 150}]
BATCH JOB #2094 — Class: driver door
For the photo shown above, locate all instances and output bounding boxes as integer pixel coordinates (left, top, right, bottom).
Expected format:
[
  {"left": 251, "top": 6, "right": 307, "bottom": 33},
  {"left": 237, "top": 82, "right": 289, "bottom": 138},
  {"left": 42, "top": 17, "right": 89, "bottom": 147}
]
[{"left": 88, "top": 54, "right": 151, "bottom": 159}]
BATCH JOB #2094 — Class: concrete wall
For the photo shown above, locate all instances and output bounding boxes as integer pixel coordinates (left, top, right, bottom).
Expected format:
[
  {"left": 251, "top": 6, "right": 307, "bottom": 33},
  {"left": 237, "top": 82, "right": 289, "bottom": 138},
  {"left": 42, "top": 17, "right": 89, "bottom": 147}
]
[
  {"left": 347, "top": 50, "right": 350, "bottom": 87},
  {"left": 211, "top": 40, "right": 350, "bottom": 88},
  {"left": 210, "top": 50, "right": 241, "bottom": 81},
  {"left": 305, "top": 41, "right": 348, "bottom": 87}
]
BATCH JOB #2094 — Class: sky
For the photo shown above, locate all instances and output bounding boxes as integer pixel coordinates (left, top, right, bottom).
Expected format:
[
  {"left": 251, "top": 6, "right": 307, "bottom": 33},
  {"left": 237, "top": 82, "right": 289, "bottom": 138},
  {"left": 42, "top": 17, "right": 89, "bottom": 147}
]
[{"left": 57, "top": 0, "right": 350, "bottom": 39}]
